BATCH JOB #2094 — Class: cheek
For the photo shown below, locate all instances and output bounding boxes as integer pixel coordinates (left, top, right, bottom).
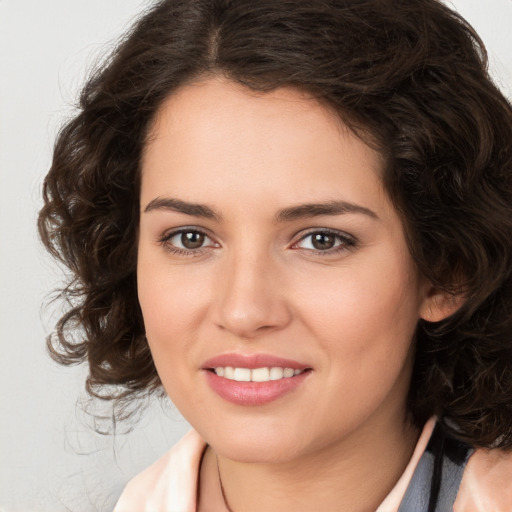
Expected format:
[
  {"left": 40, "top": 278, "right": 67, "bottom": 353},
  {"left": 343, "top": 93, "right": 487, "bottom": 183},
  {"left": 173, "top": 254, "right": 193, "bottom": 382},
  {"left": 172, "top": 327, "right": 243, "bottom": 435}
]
[
  {"left": 137, "top": 262, "right": 211, "bottom": 409},
  {"left": 297, "top": 252, "right": 421, "bottom": 364},
  {"left": 295, "top": 259, "right": 420, "bottom": 429},
  {"left": 136, "top": 252, "right": 212, "bottom": 365}
]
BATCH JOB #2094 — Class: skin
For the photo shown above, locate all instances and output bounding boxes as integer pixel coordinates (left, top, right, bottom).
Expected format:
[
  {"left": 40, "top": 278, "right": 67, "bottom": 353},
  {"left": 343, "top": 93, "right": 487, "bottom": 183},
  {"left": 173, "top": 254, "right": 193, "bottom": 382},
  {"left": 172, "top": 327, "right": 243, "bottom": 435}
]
[{"left": 137, "top": 77, "right": 456, "bottom": 511}]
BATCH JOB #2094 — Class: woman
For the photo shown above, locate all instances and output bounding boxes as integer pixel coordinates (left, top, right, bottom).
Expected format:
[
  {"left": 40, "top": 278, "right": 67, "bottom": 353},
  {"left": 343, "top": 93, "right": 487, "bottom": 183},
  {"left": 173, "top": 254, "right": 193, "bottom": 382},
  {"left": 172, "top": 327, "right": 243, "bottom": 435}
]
[{"left": 39, "top": 0, "right": 512, "bottom": 510}]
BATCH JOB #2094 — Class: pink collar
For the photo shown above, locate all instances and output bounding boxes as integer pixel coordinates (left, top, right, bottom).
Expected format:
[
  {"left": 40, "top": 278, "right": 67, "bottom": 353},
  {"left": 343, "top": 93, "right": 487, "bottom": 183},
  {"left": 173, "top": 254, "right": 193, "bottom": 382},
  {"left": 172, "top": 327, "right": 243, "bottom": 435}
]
[{"left": 114, "top": 418, "right": 512, "bottom": 511}]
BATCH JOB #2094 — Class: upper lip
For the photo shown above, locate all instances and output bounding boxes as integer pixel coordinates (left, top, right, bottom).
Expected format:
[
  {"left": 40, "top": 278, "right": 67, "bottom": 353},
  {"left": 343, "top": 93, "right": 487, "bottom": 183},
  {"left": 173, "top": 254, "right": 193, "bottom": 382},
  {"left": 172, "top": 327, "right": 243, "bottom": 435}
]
[{"left": 201, "top": 353, "right": 310, "bottom": 370}]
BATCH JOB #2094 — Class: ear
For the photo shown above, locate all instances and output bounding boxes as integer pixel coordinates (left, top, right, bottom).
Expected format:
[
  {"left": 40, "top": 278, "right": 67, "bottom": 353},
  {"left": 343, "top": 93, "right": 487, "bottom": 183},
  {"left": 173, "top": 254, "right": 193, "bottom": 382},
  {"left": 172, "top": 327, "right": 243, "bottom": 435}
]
[{"left": 419, "top": 284, "right": 464, "bottom": 323}]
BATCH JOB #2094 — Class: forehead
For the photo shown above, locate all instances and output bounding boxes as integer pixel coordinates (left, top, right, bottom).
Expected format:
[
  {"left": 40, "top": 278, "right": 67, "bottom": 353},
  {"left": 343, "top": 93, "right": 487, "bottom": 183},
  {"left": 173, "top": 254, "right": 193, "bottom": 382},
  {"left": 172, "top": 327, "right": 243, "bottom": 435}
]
[
  {"left": 144, "top": 78, "right": 350, "bottom": 165},
  {"left": 140, "top": 77, "right": 391, "bottom": 219}
]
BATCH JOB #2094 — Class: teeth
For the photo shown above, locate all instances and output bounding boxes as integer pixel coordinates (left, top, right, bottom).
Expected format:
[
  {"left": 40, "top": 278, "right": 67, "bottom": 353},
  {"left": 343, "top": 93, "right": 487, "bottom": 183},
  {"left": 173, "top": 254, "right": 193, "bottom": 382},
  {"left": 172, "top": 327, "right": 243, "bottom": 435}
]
[
  {"left": 214, "top": 366, "right": 304, "bottom": 382},
  {"left": 233, "top": 368, "right": 251, "bottom": 382},
  {"left": 251, "top": 367, "right": 270, "bottom": 382},
  {"left": 269, "top": 367, "right": 284, "bottom": 380}
]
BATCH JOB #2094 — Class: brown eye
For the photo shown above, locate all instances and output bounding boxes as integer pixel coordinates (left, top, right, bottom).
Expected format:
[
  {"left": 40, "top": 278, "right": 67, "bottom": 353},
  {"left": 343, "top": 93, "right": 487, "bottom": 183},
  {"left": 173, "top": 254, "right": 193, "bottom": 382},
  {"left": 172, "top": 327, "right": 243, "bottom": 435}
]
[
  {"left": 163, "top": 229, "right": 216, "bottom": 253},
  {"left": 294, "top": 230, "right": 356, "bottom": 253},
  {"left": 181, "top": 231, "right": 205, "bottom": 249},
  {"left": 311, "top": 233, "right": 335, "bottom": 250}
]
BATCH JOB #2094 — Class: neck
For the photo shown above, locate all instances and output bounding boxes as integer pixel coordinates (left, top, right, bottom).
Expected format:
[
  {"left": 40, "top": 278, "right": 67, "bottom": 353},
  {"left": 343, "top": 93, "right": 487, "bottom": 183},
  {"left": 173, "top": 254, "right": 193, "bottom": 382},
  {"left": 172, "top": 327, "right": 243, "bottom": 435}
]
[{"left": 201, "top": 414, "right": 420, "bottom": 512}]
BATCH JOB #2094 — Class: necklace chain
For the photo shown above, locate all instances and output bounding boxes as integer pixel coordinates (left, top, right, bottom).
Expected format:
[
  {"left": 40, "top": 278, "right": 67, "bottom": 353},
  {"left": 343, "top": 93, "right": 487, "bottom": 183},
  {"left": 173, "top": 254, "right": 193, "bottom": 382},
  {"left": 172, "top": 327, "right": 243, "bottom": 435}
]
[{"left": 216, "top": 454, "right": 235, "bottom": 512}]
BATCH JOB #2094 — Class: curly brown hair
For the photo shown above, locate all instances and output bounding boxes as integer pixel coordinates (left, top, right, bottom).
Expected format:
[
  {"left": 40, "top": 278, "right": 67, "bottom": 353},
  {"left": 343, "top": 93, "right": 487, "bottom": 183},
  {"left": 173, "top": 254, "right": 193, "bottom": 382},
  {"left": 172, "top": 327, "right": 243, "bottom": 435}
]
[{"left": 38, "top": 0, "right": 512, "bottom": 447}]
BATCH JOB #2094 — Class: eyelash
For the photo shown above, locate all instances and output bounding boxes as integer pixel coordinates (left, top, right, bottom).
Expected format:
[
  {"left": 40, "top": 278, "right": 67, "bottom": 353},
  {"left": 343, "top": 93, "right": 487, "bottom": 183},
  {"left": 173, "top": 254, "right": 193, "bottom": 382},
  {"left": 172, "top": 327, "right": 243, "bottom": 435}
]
[
  {"left": 158, "top": 228, "right": 357, "bottom": 256},
  {"left": 292, "top": 228, "right": 357, "bottom": 255},
  {"left": 158, "top": 227, "right": 217, "bottom": 257}
]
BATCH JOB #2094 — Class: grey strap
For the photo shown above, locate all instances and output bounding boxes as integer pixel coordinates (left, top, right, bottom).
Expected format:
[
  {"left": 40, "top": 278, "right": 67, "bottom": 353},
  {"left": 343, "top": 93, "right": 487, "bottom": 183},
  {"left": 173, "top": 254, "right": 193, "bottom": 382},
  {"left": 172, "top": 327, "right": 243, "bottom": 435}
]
[{"left": 397, "top": 423, "right": 474, "bottom": 512}]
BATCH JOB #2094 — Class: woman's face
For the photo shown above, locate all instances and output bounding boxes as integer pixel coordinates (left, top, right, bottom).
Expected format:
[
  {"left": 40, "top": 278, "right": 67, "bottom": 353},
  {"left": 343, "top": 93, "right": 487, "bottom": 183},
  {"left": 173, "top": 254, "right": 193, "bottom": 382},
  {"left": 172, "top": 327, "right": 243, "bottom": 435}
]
[{"left": 137, "top": 78, "right": 437, "bottom": 463}]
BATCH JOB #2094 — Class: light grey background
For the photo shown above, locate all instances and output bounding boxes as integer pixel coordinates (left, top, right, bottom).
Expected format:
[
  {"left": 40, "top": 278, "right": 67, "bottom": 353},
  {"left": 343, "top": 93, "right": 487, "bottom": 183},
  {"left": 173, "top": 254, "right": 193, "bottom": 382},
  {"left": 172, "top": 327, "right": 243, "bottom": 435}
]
[{"left": 0, "top": 1, "right": 511, "bottom": 511}]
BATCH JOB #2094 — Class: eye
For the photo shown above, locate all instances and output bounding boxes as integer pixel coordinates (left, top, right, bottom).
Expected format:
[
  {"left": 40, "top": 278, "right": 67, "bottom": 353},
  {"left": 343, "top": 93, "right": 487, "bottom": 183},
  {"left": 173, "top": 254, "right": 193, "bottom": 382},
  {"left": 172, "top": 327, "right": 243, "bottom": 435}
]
[
  {"left": 174, "top": 231, "right": 206, "bottom": 249},
  {"left": 293, "top": 229, "right": 356, "bottom": 253},
  {"left": 160, "top": 228, "right": 218, "bottom": 254}
]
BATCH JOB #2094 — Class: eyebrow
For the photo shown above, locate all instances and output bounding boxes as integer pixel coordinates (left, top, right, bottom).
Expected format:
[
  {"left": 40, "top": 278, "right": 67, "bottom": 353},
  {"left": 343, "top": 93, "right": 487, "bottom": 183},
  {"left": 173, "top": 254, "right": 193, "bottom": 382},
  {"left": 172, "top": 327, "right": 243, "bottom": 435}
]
[
  {"left": 274, "top": 200, "right": 379, "bottom": 222},
  {"left": 143, "top": 197, "right": 378, "bottom": 222},
  {"left": 144, "top": 197, "right": 222, "bottom": 221}
]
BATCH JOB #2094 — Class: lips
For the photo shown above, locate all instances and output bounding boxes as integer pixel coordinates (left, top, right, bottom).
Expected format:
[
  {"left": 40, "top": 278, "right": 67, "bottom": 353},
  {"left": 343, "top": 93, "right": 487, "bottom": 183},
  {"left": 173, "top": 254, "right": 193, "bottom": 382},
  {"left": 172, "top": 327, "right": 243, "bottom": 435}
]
[
  {"left": 202, "top": 353, "right": 309, "bottom": 370},
  {"left": 201, "top": 353, "right": 312, "bottom": 406}
]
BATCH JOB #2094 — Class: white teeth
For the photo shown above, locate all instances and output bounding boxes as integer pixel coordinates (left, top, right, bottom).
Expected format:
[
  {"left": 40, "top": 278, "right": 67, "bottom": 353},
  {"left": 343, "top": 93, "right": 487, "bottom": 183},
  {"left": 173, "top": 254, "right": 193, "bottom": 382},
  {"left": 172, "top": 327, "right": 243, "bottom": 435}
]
[
  {"left": 251, "top": 367, "right": 270, "bottom": 382},
  {"left": 214, "top": 366, "right": 304, "bottom": 382},
  {"left": 269, "top": 367, "right": 284, "bottom": 380},
  {"left": 233, "top": 368, "right": 251, "bottom": 382}
]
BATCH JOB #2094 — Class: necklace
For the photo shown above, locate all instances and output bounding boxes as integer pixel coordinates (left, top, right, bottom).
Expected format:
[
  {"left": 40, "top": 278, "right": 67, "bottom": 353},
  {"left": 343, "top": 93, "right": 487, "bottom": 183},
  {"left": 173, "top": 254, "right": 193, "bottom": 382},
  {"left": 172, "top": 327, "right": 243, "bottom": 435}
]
[{"left": 216, "top": 454, "right": 234, "bottom": 512}]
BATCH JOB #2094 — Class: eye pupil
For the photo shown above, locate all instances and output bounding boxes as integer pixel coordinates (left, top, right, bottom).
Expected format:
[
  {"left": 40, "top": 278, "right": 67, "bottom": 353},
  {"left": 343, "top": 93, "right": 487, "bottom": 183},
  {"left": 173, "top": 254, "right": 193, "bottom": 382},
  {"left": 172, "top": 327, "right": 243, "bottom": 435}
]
[
  {"left": 181, "top": 231, "right": 205, "bottom": 249},
  {"left": 312, "top": 233, "right": 335, "bottom": 250}
]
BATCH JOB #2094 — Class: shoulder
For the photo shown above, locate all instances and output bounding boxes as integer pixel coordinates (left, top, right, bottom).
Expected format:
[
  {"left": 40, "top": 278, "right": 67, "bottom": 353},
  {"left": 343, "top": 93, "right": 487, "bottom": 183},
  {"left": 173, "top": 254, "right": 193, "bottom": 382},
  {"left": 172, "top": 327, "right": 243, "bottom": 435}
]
[
  {"left": 114, "top": 429, "right": 207, "bottom": 512},
  {"left": 455, "top": 445, "right": 512, "bottom": 512}
]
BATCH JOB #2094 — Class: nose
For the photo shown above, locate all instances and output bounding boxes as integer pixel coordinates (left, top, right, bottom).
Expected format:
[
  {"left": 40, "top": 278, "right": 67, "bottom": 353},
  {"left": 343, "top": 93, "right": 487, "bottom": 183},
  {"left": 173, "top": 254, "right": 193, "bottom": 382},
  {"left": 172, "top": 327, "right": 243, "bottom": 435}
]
[{"left": 212, "top": 249, "right": 292, "bottom": 339}]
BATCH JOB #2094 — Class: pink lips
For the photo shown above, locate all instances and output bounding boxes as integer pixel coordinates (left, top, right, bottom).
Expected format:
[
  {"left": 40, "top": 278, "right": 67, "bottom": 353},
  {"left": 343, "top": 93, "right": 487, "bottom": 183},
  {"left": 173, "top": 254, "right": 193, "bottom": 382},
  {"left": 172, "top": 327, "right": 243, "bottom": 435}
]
[
  {"left": 202, "top": 353, "right": 309, "bottom": 370},
  {"left": 201, "top": 353, "right": 311, "bottom": 406}
]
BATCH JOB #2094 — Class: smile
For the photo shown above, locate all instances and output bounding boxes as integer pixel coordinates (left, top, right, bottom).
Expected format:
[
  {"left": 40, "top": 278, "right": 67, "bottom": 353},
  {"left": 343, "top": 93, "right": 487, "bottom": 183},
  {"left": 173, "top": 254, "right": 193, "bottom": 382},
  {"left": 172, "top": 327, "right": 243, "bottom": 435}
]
[
  {"left": 201, "top": 354, "right": 312, "bottom": 405},
  {"left": 213, "top": 367, "right": 304, "bottom": 382}
]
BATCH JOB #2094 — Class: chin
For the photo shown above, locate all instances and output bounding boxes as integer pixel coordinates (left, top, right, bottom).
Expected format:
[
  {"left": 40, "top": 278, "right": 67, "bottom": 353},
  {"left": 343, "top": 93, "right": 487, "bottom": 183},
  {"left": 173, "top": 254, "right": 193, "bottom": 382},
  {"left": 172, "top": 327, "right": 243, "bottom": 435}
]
[
  {"left": 217, "top": 435, "right": 302, "bottom": 464},
  {"left": 200, "top": 419, "right": 309, "bottom": 464}
]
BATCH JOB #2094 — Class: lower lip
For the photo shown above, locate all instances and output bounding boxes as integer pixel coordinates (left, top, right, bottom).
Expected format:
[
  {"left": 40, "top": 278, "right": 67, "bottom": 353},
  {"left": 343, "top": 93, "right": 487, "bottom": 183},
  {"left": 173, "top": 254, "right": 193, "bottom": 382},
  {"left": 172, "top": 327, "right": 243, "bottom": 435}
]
[{"left": 203, "top": 370, "right": 310, "bottom": 406}]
